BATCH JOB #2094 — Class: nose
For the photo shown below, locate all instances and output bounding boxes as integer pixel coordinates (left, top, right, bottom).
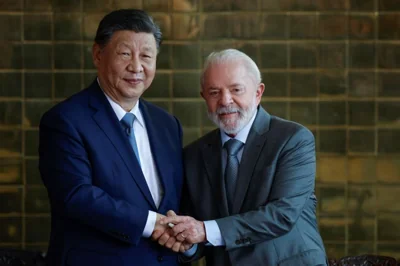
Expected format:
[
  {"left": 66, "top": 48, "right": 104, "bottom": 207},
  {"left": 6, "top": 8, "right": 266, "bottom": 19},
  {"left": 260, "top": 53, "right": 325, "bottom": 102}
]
[
  {"left": 219, "top": 90, "right": 233, "bottom": 106},
  {"left": 127, "top": 56, "right": 143, "bottom": 73}
]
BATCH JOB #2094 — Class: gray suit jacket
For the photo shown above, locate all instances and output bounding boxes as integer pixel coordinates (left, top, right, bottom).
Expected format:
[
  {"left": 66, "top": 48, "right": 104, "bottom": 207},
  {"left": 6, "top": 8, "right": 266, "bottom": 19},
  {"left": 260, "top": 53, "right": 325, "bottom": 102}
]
[{"left": 181, "top": 106, "right": 327, "bottom": 266}]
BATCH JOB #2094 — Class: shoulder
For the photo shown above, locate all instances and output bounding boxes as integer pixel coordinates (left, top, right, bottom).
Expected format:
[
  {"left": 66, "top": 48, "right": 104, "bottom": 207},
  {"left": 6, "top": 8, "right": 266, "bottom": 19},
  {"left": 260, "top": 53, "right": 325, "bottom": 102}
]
[
  {"left": 139, "top": 99, "right": 182, "bottom": 134},
  {"left": 269, "top": 115, "right": 314, "bottom": 142},
  {"left": 183, "top": 128, "right": 219, "bottom": 153},
  {"left": 41, "top": 88, "right": 91, "bottom": 123}
]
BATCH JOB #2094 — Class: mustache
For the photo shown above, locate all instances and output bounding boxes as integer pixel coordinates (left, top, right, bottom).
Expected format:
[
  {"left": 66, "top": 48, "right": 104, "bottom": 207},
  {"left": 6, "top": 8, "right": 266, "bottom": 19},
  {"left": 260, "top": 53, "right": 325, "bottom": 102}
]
[{"left": 215, "top": 106, "right": 242, "bottom": 115}]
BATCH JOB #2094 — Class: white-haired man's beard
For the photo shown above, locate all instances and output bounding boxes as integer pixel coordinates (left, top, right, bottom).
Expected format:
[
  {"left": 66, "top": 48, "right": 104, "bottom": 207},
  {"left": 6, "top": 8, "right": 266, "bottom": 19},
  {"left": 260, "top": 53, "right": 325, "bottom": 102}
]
[{"left": 207, "top": 98, "right": 257, "bottom": 135}]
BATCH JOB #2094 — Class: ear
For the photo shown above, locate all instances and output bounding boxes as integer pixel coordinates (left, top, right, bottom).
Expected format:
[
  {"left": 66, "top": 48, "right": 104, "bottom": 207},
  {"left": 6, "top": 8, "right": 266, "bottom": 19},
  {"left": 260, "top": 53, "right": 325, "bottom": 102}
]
[
  {"left": 200, "top": 90, "right": 205, "bottom": 99},
  {"left": 256, "top": 83, "right": 265, "bottom": 99},
  {"left": 92, "top": 43, "right": 102, "bottom": 68},
  {"left": 255, "top": 83, "right": 265, "bottom": 105}
]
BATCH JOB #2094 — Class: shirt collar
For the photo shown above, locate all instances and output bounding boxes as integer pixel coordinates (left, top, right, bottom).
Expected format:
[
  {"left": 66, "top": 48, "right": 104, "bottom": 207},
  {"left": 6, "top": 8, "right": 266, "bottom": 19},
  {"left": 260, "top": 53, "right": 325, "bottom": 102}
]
[
  {"left": 97, "top": 78, "right": 145, "bottom": 128},
  {"left": 220, "top": 109, "right": 258, "bottom": 146}
]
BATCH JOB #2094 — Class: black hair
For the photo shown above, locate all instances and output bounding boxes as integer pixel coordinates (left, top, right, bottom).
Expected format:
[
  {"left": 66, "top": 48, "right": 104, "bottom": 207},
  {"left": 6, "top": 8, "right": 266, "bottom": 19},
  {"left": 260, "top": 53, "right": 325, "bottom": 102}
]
[{"left": 94, "top": 9, "right": 162, "bottom": 50}]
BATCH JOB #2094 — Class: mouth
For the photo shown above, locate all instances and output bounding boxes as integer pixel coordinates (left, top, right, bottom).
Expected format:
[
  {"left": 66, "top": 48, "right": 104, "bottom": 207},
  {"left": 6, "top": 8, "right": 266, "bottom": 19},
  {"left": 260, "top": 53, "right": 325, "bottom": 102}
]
[
  {"left": 218, "top": 111, "right": 239, "bottom": 118},
  {"left": 123, "top": 78, "right": 143, "bottom": 85}
]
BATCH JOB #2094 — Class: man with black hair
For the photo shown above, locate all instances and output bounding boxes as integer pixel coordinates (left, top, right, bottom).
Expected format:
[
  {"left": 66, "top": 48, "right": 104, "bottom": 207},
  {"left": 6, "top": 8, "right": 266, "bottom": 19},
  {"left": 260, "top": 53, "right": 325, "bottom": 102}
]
[{"left": 39, "top": 9, "right": 185, "bottom": 266}]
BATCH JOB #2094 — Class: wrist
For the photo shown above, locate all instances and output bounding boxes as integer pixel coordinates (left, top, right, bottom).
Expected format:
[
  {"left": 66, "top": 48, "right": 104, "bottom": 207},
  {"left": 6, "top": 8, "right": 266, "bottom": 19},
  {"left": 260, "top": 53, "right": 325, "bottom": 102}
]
[{"left": 201, "top": 221, "right": 207, "bottom": 242}]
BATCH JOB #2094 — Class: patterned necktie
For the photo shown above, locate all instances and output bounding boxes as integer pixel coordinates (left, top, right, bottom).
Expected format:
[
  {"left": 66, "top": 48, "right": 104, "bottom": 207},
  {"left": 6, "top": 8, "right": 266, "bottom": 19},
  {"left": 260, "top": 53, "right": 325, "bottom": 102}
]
[
  {"left": 224, "top": 139, "right": 244, "bottom": 212},
  {"left": 120, "top": 113, "right": 141, "bottom": 166}
]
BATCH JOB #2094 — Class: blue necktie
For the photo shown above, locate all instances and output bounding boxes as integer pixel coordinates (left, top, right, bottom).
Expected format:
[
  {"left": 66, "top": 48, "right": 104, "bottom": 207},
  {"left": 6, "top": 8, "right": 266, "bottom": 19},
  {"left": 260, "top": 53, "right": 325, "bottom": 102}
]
[
  {"left": 224, "top": 139, "right": 244, "bottom": 212},
  {"left": 121, "top": 113, "right": 141, "bottom": 166}
]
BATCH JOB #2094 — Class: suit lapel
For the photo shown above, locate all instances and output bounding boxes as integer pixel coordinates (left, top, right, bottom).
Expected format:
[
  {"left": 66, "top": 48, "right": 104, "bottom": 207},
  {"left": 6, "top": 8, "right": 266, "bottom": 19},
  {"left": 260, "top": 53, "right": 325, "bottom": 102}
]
[
  {"left": 232, "top": 107, "right": 271, "bottom": 214},
  {"left": 201, "top": 130, "right": 229, "bottom": 217},
  {"left": 139, "top": 101, "right": 173, "bottom": 211},
  {"left": 88, "top": 82, "right": 156, "bottom": 210}
]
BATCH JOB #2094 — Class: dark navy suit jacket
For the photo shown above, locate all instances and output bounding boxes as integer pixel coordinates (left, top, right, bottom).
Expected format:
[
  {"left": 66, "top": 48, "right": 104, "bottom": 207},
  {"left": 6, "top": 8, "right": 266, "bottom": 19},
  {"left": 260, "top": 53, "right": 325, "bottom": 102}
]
[{"left": 39, "top": 80, "right": 183, "bottom": 266}]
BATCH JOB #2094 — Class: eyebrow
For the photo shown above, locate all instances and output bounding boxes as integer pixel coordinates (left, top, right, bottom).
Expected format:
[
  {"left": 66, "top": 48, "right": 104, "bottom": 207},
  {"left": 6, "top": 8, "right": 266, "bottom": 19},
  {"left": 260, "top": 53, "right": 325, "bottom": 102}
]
[
  {"left": 208, "top": 86, "right": 221, "bottom": 91},
  {"left": 229, "top": 83, "right": 244, "bottom": 88},
  {"left": 118, "top": 43, "right": 155, "bottom": 53},
  {"left": 142, "top": 46, "right": 154, "bottom": 53},
  {"left": 118, "top": 43, "right": 131, "bottom": 49}
]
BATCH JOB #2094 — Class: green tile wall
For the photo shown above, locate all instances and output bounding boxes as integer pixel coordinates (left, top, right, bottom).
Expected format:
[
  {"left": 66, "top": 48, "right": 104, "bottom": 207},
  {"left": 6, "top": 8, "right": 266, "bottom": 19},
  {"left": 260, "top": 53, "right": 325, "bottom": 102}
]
[{"left": 0, "top": 0, "right": 400, "bottom": 263}]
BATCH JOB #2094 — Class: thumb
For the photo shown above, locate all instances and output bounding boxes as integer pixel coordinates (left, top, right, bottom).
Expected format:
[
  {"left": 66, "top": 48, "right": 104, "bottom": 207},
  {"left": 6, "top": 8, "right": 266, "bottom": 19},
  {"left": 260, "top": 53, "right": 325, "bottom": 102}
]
[{"left": 167, "top": 210, "right": 177, "bottom": 217}]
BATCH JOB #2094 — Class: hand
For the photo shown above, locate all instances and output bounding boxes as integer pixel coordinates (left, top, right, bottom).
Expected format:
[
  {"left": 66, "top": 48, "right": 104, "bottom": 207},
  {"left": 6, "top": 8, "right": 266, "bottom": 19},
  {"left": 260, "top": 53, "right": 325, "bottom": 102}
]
[
  {"left": 152, "top": 211, "right": 192, "bottom": 252},
  {"left": 151, "top": 213, "right": 169, "bottom": 241},
  {"left": 160, "top": 214, "right": 206, "bottom": 244},
  {"left": 162, "top": 211, "right": 194, "bottom": 253}
]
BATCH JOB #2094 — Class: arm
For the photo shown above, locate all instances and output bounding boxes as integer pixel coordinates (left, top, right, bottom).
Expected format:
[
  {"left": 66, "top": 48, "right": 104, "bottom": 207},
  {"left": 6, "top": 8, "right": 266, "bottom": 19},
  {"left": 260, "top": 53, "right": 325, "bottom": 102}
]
[
  {"left": 217, "top": 127, "right": 316, "bottom": 250},
  {"left": 156, "top": 175, "right": 207, "bottom": 261},
  {"left": 161, "top": 127, "right": 316, "bottom": 250},
  {"left": 39, "top": 111, "right": 166, "bottom": 245}
]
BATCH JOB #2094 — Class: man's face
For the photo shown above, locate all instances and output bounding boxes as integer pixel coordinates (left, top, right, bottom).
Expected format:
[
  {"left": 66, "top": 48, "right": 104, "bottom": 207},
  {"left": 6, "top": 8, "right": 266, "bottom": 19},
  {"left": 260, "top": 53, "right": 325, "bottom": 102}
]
[
  {"left": 93, "top": 30, "right": 157, "bottom": 105},
  {"left": 201, "top": 61, "right": 264, "bottom": 135}
]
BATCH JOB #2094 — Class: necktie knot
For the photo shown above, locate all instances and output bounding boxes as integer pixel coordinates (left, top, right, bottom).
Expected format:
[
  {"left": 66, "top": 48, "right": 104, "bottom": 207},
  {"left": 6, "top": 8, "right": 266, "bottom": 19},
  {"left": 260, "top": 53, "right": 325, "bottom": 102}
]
[
  {"left": 224, "top": 139, "right": 243, "bottom": 156},
  {"left": 121, "top": 113, "right": 136, "bottom": 135},
  {"left": 120, "top": 112, "right": 141, "bottom": 166}
]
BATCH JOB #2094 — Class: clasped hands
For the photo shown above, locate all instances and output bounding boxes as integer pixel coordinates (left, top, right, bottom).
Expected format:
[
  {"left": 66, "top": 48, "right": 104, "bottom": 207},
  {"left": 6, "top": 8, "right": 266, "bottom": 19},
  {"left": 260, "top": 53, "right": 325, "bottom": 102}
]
[{"left": 151, "top": 210, "right": 206, "bottom": 253}]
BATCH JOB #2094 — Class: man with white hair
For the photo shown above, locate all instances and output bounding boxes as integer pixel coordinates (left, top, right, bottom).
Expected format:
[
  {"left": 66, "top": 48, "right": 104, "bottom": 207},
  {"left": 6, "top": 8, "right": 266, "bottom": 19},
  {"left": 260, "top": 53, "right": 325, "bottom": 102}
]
[{"left": 155, "top": 49, "right": 327, "bottom": 265}]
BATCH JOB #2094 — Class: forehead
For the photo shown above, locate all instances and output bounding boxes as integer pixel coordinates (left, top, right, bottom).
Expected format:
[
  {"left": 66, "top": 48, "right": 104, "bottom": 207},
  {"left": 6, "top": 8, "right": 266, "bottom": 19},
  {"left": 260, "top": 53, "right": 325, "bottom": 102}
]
[
  {"left": 107, "top": 30, "right": 157, "bottom": 50},
  {"left": 204, "top": 61, "right": 250, "bottom": 86}
]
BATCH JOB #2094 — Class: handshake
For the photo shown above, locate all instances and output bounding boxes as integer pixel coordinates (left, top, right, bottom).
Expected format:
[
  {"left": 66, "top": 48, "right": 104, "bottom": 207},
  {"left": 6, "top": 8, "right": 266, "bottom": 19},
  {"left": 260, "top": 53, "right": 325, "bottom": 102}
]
[{"left": 152, "top": 210, "right": 206, "bottom": 253}]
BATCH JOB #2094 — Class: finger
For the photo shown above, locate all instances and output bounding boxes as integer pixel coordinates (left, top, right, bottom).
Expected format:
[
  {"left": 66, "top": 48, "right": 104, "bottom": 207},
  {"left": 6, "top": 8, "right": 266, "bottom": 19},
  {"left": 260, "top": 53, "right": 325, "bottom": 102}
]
[
  {"left": 183, "top": 243, "right": 193, "bottom": 250},
  {"left": 180, "top": 242, "right": 190, "bottom": 253},
  {"left": 176, "top": 232, "right": 186, "bottom": 242},
  {"left": 180, "top": 242, "right": 192, "bottom": 253},
  {"left": 171, "top": 223, "right": 189, "bottom": 236},
  {"left": 166, "top": 210, "right": 177, "bottom": 228},
  {"left": 151, "top": 230, "right": 163, "bottom": 241},
  {"left": 158, "top": 232, "right": 171, "bottom": 246},
  {"left": 160, "top": 216, "right": 186, "bottom": 225},
  {"left": 172, "top": 241, "right": 182, "bottom": 253},
  {"left": 167, "top": 210, "right": 177, "bottom": 216},
  {"left": 165, "top": 236, "right": 177, "bottom": 249}
]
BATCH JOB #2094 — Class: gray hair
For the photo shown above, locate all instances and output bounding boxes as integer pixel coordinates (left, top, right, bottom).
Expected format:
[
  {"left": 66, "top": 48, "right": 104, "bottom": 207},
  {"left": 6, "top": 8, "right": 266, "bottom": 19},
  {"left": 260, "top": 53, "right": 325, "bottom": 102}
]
[{"left": 200, "top": 49, "right": 261, "bottom": 90}]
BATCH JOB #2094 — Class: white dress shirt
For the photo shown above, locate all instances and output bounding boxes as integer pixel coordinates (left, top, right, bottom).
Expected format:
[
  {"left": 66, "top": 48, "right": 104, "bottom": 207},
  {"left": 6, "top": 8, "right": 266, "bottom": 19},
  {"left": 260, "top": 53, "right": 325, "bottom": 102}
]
[{"left": 100, "top": 81, "right": 162, "bottom": 238}]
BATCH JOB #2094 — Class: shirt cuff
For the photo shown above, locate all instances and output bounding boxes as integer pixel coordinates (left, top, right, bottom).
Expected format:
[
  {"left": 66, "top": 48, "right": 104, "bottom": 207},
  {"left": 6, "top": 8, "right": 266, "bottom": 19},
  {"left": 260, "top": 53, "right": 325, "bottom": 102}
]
[
  {"left": 183, "top": 244, "right": 198, "bottom": 257},
  {"left": 142, "top": 211, "right": 157, "bottom": 238},
  {"left": 204, "top": 220, "right": 225, "bottom": 246}
]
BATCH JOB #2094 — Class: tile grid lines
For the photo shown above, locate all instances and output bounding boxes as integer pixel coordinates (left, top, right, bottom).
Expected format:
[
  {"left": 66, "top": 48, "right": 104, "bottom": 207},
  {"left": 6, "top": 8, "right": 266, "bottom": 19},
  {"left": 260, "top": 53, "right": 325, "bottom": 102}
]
[
  {"left": 315, "top": 7, "right": 321, "bottom": 154},
  {"left": 286, "top": 8, "right": 292, "bottom": 136},
  {"left": 20, "top": 0, "right": 26, "bottom": 250},
  {"left": 373, "top": 0, "right": 379, "bottom": 255},
  {"left": 344, "top": 2, "right": 350, "bottom": 255},
  {"left": 79, "top": 0, "right": 85, "bottom": 93}
]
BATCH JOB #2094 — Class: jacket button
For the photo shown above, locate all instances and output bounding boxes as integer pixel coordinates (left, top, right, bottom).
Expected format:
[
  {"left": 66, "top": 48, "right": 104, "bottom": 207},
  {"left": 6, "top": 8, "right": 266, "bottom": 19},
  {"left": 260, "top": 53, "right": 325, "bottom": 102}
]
[{"left": 157, "top": 256, "right": 163, "bottom": 262}]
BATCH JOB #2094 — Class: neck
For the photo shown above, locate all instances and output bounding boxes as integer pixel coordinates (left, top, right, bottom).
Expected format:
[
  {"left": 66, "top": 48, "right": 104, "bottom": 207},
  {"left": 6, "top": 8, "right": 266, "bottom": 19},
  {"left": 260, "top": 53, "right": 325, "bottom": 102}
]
[
  {"left": 106, "top": 91, "right": 137, "bottom": 112},
  {"left": 98, "top": 79, "right": 138, "bottom": 112}
]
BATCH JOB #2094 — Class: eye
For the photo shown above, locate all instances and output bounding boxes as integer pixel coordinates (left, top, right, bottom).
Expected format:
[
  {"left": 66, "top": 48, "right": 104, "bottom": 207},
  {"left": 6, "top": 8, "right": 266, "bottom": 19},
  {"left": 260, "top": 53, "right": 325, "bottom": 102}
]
[
  {"left": 232, "top": 87, "right": 243, "bottom": 94},
  {"left": 120, "top": 52, "right": 130, "bottom": 56},
  {"left": 142, "top": 54, "right": 152, "bottom": 58}
]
